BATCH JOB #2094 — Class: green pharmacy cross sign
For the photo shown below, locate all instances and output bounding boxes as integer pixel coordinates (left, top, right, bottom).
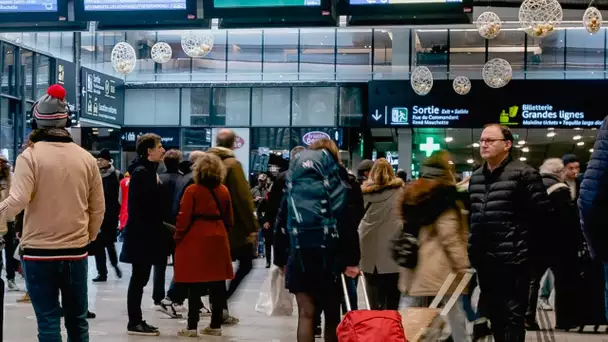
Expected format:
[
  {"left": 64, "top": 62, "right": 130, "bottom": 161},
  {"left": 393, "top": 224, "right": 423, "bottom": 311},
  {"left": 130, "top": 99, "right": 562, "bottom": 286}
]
[{"left": 420, "top": 137, "right": 441, "bottom": 157}]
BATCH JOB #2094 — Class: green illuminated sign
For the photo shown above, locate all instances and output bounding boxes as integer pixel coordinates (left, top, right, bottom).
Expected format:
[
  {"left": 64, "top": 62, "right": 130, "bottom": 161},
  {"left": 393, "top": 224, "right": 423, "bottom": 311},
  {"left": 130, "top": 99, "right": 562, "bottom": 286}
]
[{"left": 420, "top": 137, "right": 441, "bottom": 157}]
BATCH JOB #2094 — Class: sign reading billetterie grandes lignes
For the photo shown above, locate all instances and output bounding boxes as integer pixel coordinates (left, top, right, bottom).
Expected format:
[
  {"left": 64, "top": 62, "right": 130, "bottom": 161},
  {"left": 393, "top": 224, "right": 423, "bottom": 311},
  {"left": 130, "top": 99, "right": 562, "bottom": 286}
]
[
  {"left": 368, "top": 80, "right": 607, "bottom": 128},
  {"left": 80, "top": 67, "right": 124, "bottom": 125}
]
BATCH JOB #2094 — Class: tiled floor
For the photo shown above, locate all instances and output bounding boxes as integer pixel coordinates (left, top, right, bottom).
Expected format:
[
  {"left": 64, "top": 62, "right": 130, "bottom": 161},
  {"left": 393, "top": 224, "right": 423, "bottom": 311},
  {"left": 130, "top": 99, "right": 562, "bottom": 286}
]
[{"left": 3, "top": 256, "right": 608, "bottom": 341}]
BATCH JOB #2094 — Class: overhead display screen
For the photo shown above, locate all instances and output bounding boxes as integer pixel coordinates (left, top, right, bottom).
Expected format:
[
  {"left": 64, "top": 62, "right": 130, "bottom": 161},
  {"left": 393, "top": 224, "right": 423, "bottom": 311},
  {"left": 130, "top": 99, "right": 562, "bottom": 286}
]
[
  {"left": 349, "top": 0, "right": 460, "bottom": 3},
  {"left": 214, "top": 0, "right": 320, "bottom": 7},
  {"left": 0, "top": 0, "right": 58, "bottom": 12},
  {"left": 83, "top": 0, "right": 187, "bottom": 11},
  {"left": 368, "top": 80, "right": 607, "bottom": 129}
]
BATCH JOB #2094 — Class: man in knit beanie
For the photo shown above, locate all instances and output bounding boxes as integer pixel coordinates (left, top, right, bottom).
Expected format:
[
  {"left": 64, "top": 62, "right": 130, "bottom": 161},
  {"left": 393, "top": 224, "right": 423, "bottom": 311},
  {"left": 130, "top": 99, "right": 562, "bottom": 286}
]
[{"left": 0, "top": 84, "right": 105, "bottom": 341}]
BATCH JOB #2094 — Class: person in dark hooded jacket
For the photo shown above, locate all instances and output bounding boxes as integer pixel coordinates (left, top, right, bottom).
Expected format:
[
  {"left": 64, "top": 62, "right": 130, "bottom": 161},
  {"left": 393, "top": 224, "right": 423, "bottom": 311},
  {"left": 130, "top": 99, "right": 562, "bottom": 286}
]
[{"left": 120, "top": 133, "right": 167, "bottom": 336}]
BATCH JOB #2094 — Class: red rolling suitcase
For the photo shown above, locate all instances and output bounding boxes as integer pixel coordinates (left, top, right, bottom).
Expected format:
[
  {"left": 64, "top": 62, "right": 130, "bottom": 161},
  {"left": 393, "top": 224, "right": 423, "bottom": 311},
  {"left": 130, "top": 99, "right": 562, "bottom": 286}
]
[{"left": 337, "top": 273, "right": 408, "bottom": 342}]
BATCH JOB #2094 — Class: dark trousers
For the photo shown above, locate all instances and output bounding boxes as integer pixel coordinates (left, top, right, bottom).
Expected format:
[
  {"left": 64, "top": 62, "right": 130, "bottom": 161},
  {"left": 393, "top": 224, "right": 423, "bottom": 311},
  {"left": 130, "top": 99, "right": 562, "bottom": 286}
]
[
  {"left": 526, "top": 262, "right": 549, "bottom": 322},
  {"left": 477, "top": 264, "right": 529, "bottom": 342},
  {"left": 167, "top": 279, "right": 187, "bottom": 305},
  {"left": 263, "top": 229, "right": 273, "bottom": 266},
  {"left": 127, "top": 264, "right": 153, "bottom": 326},
  {"left": 4, "top": 222, "right": 17, "bottom": 281},
  {"left": 94, "top": 240, "right": 118, "bottom": 278},
  {"left": 364, "top": 271, "right": 400, "bottom": 311},
  {"left": 152, "top": 261, "right": 167, "bottom": 304},
  {"left": 24, "top": 259, "right": 89, "bottom": 342},
  {"left": 186, "top": 282, "right": 226, "bottom": 330},
  {"left": 227, "top": 243, "right": 254, "bottom": 299}
]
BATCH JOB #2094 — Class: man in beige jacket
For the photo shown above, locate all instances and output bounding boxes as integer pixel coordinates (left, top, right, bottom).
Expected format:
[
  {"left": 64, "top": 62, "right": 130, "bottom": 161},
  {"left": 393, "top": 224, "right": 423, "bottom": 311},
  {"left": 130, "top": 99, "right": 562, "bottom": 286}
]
[{"left": 0, "top": 84, "right": 105, "bottom": 342}]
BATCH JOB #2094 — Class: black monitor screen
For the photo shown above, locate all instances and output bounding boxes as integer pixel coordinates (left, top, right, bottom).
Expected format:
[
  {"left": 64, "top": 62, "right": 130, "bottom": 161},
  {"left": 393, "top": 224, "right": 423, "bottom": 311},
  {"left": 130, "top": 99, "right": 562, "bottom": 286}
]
[
  {"left": 0, "top": 0, "right": 58, "bottom": 12},
  {"left": 83, "top": 0, "right": 187, "bottom": 11},
  {"left": 349, "top": 0, "right": 461, "bottom": 4},
  {"left": 214, "top": 0, "right": 320, "bottom": 7}
]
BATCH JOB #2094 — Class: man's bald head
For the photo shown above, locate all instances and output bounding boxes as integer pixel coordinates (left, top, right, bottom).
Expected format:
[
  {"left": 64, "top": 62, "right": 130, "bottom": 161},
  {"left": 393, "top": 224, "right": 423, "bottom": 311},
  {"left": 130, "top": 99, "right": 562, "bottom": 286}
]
[
  {"left": 216, "top": 129, "right": 236, "bottom": 149},
  {"left": 189, "top": 150, "right": 205, "bottom": 164}
]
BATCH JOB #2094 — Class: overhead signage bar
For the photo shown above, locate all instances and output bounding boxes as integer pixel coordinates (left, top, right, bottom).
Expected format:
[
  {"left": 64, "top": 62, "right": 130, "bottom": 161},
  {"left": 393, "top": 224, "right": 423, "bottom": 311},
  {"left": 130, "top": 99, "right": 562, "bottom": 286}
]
[
  {"left": 368, "top": 80, "right": 606, "bottom": 129},
  {"left": 75, "top": 0, "right": 198, "bottom": 23},
  {"left": 339, "top": 0, "right": 472, "bottom": 25},
  {"left": 0, "top": 0, "right": 68, "bottom": 22}
]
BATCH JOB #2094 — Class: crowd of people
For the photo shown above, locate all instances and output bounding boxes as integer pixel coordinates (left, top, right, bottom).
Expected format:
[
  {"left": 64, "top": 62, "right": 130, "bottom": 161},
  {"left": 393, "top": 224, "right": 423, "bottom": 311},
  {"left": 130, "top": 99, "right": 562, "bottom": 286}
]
[{"left": 1, "top": 84, "right": 608, "bottom": 342}]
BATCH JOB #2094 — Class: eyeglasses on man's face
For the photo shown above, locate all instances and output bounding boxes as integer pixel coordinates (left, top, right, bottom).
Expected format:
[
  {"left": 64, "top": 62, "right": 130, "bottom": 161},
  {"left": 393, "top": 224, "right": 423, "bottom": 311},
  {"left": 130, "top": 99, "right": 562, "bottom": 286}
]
[{"left": 478, "top": 138, "right": 506, "bottom": 145}]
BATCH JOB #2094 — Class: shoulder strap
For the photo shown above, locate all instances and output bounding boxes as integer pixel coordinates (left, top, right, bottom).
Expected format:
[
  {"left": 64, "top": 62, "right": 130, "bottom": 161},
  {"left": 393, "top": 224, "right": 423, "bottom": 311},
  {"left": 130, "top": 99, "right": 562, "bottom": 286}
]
[
  {"left": 547, "top": 182, "right": 569, "bottom": 195},
  {"left": 208, "top": 186, "right": 229, "bottom": 230},
  {"left": 364, "top": 202, "right": 372, "bottom": 215}
]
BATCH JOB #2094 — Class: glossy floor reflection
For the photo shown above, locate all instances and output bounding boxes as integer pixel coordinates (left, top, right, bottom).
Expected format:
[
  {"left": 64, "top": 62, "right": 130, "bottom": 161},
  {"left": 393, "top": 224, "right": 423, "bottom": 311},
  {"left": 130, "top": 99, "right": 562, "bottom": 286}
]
[{"left": 3, "top": 255, "right": 608, "bottom": 341}]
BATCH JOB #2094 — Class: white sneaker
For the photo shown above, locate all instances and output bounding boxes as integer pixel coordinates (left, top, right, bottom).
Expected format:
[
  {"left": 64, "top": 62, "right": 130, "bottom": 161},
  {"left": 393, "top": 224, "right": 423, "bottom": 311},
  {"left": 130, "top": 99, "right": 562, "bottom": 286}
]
[
  {"left": 539, "top": 299, "right": 553, "bottom": 311},
  {"left": 7, "top": 279, "right": 19, "bottom": 292},
  {"left": 201, "top": 326, "right": 221, "bottom": 336},
  {"left": 173, "top": 304, "right": 187, "bottom": 313},
  {"left": 152, "top": 303, "right": 182, "bottom": 319}
]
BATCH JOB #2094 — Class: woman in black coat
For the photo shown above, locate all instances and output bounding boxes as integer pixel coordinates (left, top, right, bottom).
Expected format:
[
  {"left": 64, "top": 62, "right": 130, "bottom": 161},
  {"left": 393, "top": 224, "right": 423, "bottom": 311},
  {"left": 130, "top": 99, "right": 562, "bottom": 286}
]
[{"left": 119, "top": 133, "right": 168, "bottom": 336}]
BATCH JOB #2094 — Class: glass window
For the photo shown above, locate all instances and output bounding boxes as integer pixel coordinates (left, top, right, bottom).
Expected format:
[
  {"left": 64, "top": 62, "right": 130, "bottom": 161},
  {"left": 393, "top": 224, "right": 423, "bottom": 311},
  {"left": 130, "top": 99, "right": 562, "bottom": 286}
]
[
  {"left": 80, "top": 31, "right": 95, "bottom": 68},
  {"left": 1, "top": 44, "right": 16, "bottom": 96},
  {"left": 526, "top": 30, "right": 565, "bottom": 79},
  {"left": 181, "top": 128, "right": 212, "bottom": 154},
  {"left": 449, "top": 29, "right": 486, "bottom": 79},
  {"left": 156, "top": 31, "right": 191, "bottom": 82},
  {"left": 35, "top": 54, "right": 50, "bottom": 99},
  {"left": 567, "top": 28, "right": 605, "bottom": 79},
  {"left": 181, "top": 88, "right": 211, "bottom": 126},
  {"left": 36, "top": 33, "right": 50, "bottom": 54},
  {"left": 192, "top": 30, "right": 227, "bottom": 82},
  {"left": 21, "top": 50, "right": 34, "bottom": 100},
  {"left": 489, "top": 30, "right": 526, "bottom": 79},
  {"left": 125, "top": 31, "right": 157, "bottom": 82},
  {"left": 227, "top": 30, "right": 262, "bottom": 81},
  {"left": 299, "top": 29, "right": 336, "bottom": 81},
  {"left": 251, "top": 87, "right": 290, "bottom": 126},
  {"left": 339, "top": 86, "right": 363, "bottom": 127},
  {"left": 373, "top": 28, "right": 410, "bottom": 80},
  {"left": 250, "top": 127, "right": 291, "bottom": 150},
  {"left": 414, "top": 30, "right": 448, "bottom": 79},
  {"left": 212, "top": 88, "right": 250, "bottom": 126},
  {"left": 263, "top": 29, "right": 298, "bottom": 81},
  {"left": 95, "top": 31, "right": 124, "bottom": 77},
  {"left": 61, "top": 32, "right": 74, "bottom": 62},
  {"left": 292, "top": 87, "right": 337, "bottom": 127},
  {"left": 336, "top": 29, "right": 372, "bottom": 81}
]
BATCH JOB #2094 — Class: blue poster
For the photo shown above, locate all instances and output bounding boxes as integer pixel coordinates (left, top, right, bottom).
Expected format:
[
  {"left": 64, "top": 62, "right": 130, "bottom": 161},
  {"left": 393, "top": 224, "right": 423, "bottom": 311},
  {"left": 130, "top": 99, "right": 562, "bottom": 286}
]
[{"left": 0, "top": 0, "right": 57, "bottom": 12}]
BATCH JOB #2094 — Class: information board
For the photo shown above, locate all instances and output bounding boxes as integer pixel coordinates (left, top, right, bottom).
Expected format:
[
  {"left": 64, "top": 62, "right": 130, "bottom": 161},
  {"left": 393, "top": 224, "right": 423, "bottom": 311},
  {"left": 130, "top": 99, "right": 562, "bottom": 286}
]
[
  {"left": 83, "top": 0, "right": 187, "bottom": 11},
  {"left": 368, "top": 80, "right": 607, "bottom": 128},
  {"left": 55, "top": 59, "right": 77, "bottom": 114},
  {"left": 214, "top": 0, "right": 320, "bottom": 7},
  {"left": 0, "top": 0, "right": 58, "bottom": 12},
  {"left": 81, "top": 67, "right": 124, "bottom": 125},
  {"left": 121, "top": 127, "right": 180, "bottom": 149}
]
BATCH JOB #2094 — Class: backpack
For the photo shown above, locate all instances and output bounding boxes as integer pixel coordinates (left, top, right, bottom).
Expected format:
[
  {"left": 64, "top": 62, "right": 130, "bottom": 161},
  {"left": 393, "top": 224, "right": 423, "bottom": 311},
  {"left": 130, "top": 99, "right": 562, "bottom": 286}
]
[{"left": 286, "top": 149, "right": 348, "bottom": 269}]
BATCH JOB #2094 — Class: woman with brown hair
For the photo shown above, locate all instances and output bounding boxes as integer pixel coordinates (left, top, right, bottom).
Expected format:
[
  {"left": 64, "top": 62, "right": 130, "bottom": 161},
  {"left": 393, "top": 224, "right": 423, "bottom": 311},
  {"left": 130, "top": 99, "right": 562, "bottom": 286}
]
[
  {"left": 359, "top": 158, "right": 404, "bottom": 310},
  {"left": 399, "top": 150, "right": 470, "bottom": 342},
  {"left": 174, "top": 152, "right": 234, "bottom": 338}
]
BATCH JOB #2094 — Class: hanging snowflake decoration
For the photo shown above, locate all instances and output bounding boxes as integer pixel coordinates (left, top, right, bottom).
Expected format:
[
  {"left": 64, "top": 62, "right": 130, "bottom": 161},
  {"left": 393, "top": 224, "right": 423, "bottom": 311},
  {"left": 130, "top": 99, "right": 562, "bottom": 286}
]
[
  {"left": 483, "top": 58, "right": 512, "bottom": 88},
  {"left": 519, "top": 0, "right": 563, "bottom": 38},
  {"left": 111, "top": 42, "right": 136, "bottom": 74},
  {"left": 151, "top": 42, "right": 172, "bottom": 64},
  {"left": 181, "top": 32, "right": 215, "bottom": 58},
  {"left": 476, "top": 12, "right": 502, "bottom": 39},
  {"left": 453, "top": 76, "right": 472, "bottom": 95},
  {"left": 411, "top": 66, "right": 433, "bottom": 96},
  {"left": 583, "top": 7, "right": 603, "bottom": 34}
]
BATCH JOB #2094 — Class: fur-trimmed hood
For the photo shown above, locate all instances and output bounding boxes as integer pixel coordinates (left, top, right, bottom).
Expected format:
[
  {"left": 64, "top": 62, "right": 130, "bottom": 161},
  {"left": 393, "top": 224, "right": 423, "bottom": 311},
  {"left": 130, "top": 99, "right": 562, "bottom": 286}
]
[
  {"left": 207, "top": 146, "right": 235, "bottom": 160},
  {"left": 400, "top": 179, "right": 459, "bottom": 226},
  {"left": 361, "top": 178, "right": 404, "bottom": 203}
]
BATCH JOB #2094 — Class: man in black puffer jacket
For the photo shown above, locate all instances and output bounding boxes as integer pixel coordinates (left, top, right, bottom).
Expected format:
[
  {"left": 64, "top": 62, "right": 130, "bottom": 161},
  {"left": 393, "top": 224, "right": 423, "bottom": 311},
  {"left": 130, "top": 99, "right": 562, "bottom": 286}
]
[{"left": 469, "top": 124, "right": 552, "bottom": 342}]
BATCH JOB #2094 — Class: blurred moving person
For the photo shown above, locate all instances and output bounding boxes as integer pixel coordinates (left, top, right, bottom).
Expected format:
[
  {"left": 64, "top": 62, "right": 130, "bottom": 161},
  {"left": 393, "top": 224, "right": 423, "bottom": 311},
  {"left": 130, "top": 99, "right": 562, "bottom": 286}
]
[
  {"left": 399, "top": 151, "right": 470, "bottom": 342},
  {"left": 469, "top": 124, "right": 551, "bottom": 341},
  {"left": 175, "top": 153, "right": 234, "bottom": 337},
  {"left": 0, "top": 156, "right": 18, "bottom": 292},
  {"left": 120, "top": 133, "right": 169, "bottom": 336},
  {"left": 93, "top": 149, "right": 122, "bottom": 282},
  {"left": 208, "top": 129, "right": 258, "bottom": 324},
  {"left": 359, "top": 158, "right": 403, "bottom": 310},
  {"left": 252, "top": 174, "right": 271, "bottom": 266},
  {"left": 279, "top": 139, "right": 361, "bottom": 342},
  {"left": 0, "top": 84, "right": 105, "bottom": 341}
]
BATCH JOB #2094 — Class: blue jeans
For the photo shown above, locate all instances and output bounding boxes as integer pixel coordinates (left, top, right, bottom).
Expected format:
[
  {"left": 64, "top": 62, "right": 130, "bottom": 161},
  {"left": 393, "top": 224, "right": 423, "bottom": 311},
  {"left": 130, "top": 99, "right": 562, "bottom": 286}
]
[{"left": 24, "top": 258, "right": 89, "bottom": 342}]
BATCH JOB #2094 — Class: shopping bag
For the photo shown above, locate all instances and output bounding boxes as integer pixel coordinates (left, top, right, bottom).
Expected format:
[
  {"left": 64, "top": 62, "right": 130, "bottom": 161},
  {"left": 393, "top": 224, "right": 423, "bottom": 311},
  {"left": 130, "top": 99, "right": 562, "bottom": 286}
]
[{"left": 255, "top": 265, "right": 294, "bottom": 316}]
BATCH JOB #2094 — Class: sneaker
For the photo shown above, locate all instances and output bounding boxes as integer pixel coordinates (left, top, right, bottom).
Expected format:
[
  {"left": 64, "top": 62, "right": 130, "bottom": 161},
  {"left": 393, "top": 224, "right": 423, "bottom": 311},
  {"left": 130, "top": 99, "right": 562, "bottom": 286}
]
[
  {"left": 525, "top": 320, "right": 541, "bottom": 331},
  {"left": 87, "top": 311, "right": 96, "bottom": 319},
  {"left": 539, "top": 298, "right": 553, "bottom": 311},
  {"left": 152, "top": 303, "right": 182, "bottom": 319},
  {"left": 201, "top": 326, "right": 221, "bottom": 336},
  {"left": 200, "top": 303, "right": 212, "bottom": 317},
  {"left": 92, "top": 275, "right": 107, "bottom": 283},
  {"left": 173, "top": 303, "right": 187, "bottom": 313},
  {"left": 17, "top": 293, "right": 30, "bottom": 303},
  {"left": 314, "top": 326, "right": 322, "bottom": 338},
  {"left": 222, "top": 315, "right": 240, "bottom": 325},
  {"left": 114, "top": 266, "right": 122, "bottom": 279},
  {"left": 472, "top": 320, "right": 491, "bottom": 342},
  {"left": 7, "top": 279, "right": 19, "bottom": 292},
  {"left": 127, "top": 321, "right": 160, "bottom": 336},
  {"left": 266, "top": 263, "right": 271, "bottom": 269},
  {"left": 178, "top": 328, "right": 198, "bottom": 337}
]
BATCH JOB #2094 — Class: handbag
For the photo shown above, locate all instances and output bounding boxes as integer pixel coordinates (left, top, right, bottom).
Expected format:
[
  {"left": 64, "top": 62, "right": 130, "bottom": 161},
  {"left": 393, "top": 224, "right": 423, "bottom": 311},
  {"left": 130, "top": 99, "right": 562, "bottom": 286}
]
[{"left": 390, "top": 221, "right": 420, "bottom": 269}]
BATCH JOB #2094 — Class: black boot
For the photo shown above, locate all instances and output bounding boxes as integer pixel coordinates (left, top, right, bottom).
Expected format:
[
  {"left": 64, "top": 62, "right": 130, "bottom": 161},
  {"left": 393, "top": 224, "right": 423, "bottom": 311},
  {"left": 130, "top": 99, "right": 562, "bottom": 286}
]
[
  {"left": 92, "top": 275, "right": 107, "bottom": 282},
  {"left": 472, "top": 320, "right": 492, "bottom": 342}
]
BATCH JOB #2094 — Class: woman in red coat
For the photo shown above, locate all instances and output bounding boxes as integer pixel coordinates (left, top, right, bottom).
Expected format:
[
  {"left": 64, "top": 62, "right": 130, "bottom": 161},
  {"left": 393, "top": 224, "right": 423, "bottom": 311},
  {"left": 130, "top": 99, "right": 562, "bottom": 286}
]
[{"left": 174, "top": 153, "right": 234, "bottom": 337}]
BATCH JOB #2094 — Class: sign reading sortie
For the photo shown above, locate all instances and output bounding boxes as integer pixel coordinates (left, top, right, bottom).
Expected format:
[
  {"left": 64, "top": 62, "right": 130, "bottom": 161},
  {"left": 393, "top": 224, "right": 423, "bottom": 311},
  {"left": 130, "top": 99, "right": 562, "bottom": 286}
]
[{"left": 302, "top": 131, "right": 331, "bottom": 146}]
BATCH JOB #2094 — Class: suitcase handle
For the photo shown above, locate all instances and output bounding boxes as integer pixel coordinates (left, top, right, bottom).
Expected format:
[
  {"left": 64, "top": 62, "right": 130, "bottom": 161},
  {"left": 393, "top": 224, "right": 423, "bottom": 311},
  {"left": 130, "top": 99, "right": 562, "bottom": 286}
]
[
  {"left": 341, "top": 273, "right": 370, "bottom": 312},
  {"left": 429, "top": 270, "right": 474, "bottom": 316}
]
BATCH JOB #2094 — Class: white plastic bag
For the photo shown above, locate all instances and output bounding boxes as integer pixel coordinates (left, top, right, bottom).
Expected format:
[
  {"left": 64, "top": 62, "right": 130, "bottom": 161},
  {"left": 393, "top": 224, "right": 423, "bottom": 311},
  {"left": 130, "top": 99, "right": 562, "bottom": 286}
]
[{"left": 255, "top": 265, "right": 294, "bottom": 316}]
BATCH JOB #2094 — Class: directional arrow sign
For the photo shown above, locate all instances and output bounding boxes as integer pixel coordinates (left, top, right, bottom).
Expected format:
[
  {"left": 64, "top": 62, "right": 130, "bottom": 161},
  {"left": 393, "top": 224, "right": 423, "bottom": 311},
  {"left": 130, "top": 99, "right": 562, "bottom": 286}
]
[{"left": 372, "top": 110, "right": 382, "bottom": 121}]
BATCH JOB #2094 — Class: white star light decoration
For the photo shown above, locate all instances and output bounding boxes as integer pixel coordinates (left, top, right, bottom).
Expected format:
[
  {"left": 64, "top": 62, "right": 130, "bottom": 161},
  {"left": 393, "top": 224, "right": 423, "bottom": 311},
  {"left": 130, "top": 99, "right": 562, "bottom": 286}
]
[
  {"left": 151, "top": 42, "right": 172, "bottom": 63},
  {"left": 519, "top": 0, "right": 563, "bottom": 38},
  {"left": 411, "top": 66, "right": 434, "bottom": 96},
  {"left": 181, "top": 32, "right": 215, "bottom": 58},
  {"left": 111, "top": 42, "right": 137, "bottom": 74}
]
